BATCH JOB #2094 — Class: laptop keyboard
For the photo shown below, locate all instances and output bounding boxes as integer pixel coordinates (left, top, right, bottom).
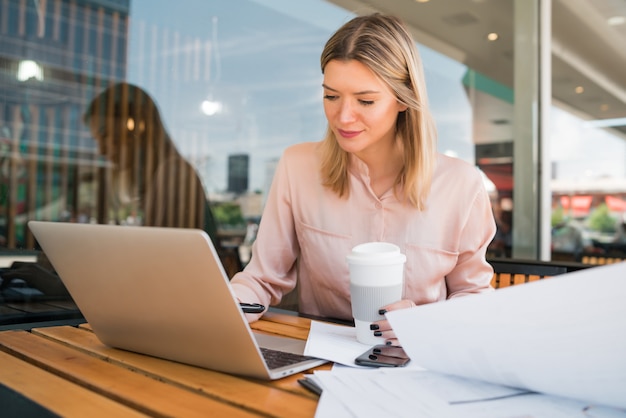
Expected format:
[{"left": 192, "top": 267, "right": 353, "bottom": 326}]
[{"left": 260, "top": 347, "right": 317, "bottom": 369}]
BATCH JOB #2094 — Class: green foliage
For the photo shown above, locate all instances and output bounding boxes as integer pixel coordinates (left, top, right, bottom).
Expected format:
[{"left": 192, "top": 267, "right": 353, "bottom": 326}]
[
  {"left": 551, "top": 205, "right": 565, "bottom": 227},
  {"left": 211, "top": 202, "right": 245, "bottom": 227},
  {"left": 587, "top": 203, "right": 616, "bottom": 233}
]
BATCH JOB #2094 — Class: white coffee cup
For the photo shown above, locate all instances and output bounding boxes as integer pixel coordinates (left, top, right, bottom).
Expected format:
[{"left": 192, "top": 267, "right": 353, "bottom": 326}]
[{"left": 346, "top": 242, "right": 406, "bottom": 345}]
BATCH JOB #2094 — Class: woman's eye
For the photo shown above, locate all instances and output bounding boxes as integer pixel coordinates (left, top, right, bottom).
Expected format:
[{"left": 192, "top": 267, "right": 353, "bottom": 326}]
[
  {"left": 323, "top": 94, "right": 338, "bottom": 101},
  {"left": 359, "top": 100, "right": 374, "bottom": 106}
]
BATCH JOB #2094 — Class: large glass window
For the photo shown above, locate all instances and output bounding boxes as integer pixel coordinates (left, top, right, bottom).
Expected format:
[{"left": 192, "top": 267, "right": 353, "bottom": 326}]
[
  {"left": 550, "top": 109, "right": 626, "bottom": 262},
  {"left": 549, "top": 0, "right": 626, "bottom": 262},
  {"left": 0, "top": 0, "right": 358, "bottom": 328},
  {"left": 2, "top": 0, "right": 624, "bottom": 328},
  {"left": 1, "top": 0, "right": 487, "bottom": 258}
]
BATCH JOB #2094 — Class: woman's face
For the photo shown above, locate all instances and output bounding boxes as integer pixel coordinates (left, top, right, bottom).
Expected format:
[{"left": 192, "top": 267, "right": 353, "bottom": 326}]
[
  {"left": 323, "top": 59, "right": 406, "bottom": 159},
  {"left": 89, "top": 114, "right": 137, "bottom": 167}
]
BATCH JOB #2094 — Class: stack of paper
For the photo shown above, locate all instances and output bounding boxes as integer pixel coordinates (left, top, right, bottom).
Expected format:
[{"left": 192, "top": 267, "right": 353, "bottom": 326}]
[
  {"left": 312, "top": 367, "right": 625, "bottom": 417},
  {"left": 304, "top": 262, "right": 626, "bottom": 417}
]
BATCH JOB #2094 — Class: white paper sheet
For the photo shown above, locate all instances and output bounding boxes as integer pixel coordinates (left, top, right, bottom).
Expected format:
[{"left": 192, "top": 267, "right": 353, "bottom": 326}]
[
  {"left": 312, "top": 367, "right": 626, "bottom": 418},
  {"left": 303, "top": 320, "right": 372, "bottom": 367},
  {"left": 386, "top": 262, "right": 626, "bottom": 409},
  {"left": 313, "top": 368, "right": 450, "bottom": 417}
]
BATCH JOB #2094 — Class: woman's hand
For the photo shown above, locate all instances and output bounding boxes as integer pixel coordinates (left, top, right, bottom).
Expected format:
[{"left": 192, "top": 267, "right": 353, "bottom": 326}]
[{"left": 369, "top": 299, "right": 416, "bottom": 346}]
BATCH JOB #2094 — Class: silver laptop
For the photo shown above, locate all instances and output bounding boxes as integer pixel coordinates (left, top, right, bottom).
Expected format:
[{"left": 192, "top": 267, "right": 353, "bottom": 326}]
[{"left": 28, "top": 220, "right": 327, "bottom": 380}]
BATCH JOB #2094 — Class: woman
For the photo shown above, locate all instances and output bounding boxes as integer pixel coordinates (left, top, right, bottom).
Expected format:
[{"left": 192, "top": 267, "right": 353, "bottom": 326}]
[
  {"left": 231, "top": 14, "right": 496, "bottom": 344},
  {"left": 83, "top": 82, "right": 217, "bottom": 240}
]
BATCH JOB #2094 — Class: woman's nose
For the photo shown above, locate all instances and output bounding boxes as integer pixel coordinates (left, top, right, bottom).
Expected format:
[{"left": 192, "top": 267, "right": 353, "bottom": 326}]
[{"left": 338, "top": 100, "right": 357, "bottom": 123}]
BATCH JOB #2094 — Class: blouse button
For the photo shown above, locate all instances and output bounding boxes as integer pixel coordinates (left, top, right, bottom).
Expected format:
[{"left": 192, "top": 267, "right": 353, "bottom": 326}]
[{"left": 375, "top": 202, "right": 383, "bottom": 209}]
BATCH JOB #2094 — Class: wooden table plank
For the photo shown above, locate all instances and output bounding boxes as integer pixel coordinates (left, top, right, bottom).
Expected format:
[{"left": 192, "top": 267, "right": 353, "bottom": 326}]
[
  {"left": 261, "top": 311, "right": 313, "bottom": 329},
  {"left": 76, "top": 320, "right": 331, "bottom": 398},
  {"left": 33, "top": 325, "right": 320, "bottom": 417},
  {"left": 250, "top": 319, "right": 311, "bottom": 340},
  {"left": 0, "top": 351, "right": 148, "bottom": 417},
  {"left": 0, "top": 330, "right": 261, "bottom": 418}
]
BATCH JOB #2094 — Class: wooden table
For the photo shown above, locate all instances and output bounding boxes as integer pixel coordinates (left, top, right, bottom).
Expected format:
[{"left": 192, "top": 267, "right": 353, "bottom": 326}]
[{"left": 0, "top": 311, "right": 332, "bottom": 417}]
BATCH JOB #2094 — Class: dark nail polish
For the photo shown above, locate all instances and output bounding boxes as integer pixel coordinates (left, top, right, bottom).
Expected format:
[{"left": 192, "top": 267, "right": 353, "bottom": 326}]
[
  {"left": 385, "top": 340, "right": 393, "bottom": 345},
  {"left": 370, "top": 324, "right": 379, "bottom": 330},
  {"left": 368, "top": 354, "right": 378, "bottom": 360},
  {"left": 374, "top": 331, "right": 382, "bottom": 337},
  {"left": 372, "top": 348, "right": 382, "bottom": 354},
  {"left": 378, "top": 309, "right": 387, "bottom": 315}
]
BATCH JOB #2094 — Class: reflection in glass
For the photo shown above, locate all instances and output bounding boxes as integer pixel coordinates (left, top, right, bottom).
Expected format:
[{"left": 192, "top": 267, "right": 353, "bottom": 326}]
[
  {"left": 1, "top": 0, "right": 625, "bottom": 327},
  {"left": 83, "top": 82, "right": 218, "bottom": 239}
]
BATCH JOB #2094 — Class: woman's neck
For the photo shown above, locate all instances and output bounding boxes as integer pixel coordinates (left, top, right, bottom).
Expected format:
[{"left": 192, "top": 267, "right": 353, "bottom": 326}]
[{"left": 356, "top": 144, "right": 403, "bottom": 198}]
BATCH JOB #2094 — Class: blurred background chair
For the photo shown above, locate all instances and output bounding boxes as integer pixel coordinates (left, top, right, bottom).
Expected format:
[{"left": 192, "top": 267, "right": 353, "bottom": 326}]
[
  {"left": 488, "top": 258, "right": 589, "bottom": 289},
  {"left": 580, "top": 253, "right": 626, "bottom": 266}
]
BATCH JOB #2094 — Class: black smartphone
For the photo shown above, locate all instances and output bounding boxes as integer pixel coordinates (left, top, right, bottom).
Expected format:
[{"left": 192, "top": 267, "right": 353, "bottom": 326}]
[{"left": 354, "top": 345, "right": 410, "bottom": 368}]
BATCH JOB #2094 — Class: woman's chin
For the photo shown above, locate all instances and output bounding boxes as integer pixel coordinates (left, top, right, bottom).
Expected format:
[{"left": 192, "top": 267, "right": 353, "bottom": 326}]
[{"left": 336, "top": 137, "right": 365, "bottom": 154}]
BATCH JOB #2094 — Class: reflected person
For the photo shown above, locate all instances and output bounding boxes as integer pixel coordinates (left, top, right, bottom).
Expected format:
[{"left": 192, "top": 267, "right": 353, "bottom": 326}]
[{"left": 83, "top": 82, "right": 218, "bottom": 243}]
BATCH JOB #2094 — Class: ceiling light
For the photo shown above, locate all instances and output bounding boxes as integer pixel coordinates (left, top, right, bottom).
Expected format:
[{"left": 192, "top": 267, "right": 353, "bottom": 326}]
[
  {"left": 201, "top": 100, "right": 223, "bottom": 116},
  {"left": 487, "top": 32, "right": 499, "bottom": 41},
  {"left": 574, "top": 86, "right": 584, "bottom": 94},
  {"left": 607, "top": 16, "right": 625, "bottom": 26},
  {"left": 415, "top": 0, "right": 430, "bottom": 3}
]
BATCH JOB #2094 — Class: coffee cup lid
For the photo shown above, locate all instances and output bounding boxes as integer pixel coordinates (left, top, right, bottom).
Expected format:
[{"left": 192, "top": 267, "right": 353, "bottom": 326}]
[{"left": 346, "top": 242, "right": 406, "bottom": 265}]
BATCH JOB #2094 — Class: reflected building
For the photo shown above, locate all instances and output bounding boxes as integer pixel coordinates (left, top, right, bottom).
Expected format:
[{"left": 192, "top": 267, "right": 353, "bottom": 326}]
[
  {"left": 0, "top": 0, "right": 130, "bottom": 248},
  {"left": 227, "top": 153, "right": 249, "bottom": 195}
]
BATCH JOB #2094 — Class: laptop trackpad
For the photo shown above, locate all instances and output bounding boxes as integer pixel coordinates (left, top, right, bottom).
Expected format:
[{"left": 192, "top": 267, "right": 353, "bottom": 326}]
[{"left": 254, "top": 333, "right": 307, "bottom": 355}]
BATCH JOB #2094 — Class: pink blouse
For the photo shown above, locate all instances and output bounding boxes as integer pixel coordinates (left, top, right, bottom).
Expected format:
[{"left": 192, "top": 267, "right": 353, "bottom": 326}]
[{"left": 230, "top": 142, "right": 496, "bottom": 321}]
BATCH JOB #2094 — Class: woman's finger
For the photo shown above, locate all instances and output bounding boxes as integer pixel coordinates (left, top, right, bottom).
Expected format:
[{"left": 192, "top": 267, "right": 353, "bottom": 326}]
[{"left": 379, "top": 299, "right": 416, "bottom": 314}]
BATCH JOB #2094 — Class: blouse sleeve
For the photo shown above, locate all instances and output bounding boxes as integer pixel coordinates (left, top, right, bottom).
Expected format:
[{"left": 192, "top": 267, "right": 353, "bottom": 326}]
[
  {"left": 230, "top": 151, "right": 300, "bottom": 319},
  {"left": 445, "top": 178, "right": 497, "bottom": 298}
]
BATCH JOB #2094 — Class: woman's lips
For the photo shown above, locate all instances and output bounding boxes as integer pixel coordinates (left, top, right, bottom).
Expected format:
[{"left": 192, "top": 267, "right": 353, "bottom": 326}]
[{"left": 337, "top": 129, "right": 362, "bottom": 139}]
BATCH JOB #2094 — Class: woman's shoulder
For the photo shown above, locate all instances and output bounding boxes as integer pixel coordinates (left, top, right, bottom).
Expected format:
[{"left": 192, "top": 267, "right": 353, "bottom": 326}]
[
  {"left": 280, "top": 142, "right": 321, "bottom": 165},
  {"left": 273, "top": 142, "right": 323, "bottom": 190},
  {"left": 433, "top": 153, "right": 485, "bottom": 191}
]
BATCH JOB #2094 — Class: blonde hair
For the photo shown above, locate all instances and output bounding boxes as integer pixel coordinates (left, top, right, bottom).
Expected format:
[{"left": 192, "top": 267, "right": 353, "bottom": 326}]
[{"left": 319, "top": 13, "right": 437, "bottom": 210}]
